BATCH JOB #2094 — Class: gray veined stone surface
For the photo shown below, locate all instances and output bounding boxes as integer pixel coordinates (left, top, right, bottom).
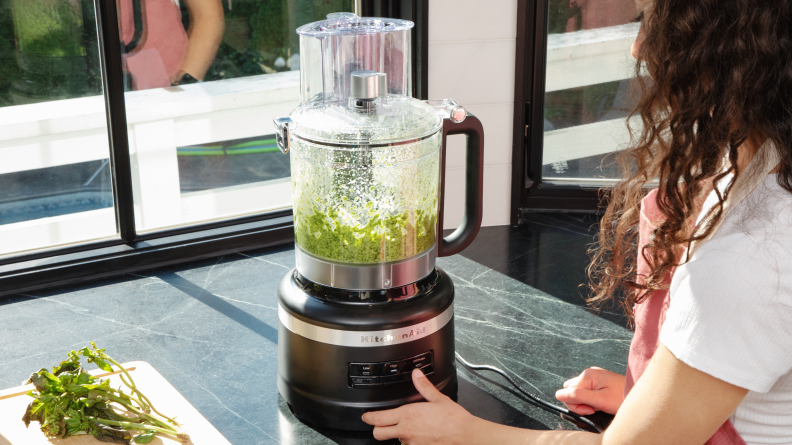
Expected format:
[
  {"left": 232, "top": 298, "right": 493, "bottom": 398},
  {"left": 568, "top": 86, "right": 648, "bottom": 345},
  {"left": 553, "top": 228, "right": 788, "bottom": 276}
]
[
  {"left": 0, "top": 221, "right": 632, "bottom": 444},
  {"left": 438, "top": 254, "right": 632, "bottom": 430}
]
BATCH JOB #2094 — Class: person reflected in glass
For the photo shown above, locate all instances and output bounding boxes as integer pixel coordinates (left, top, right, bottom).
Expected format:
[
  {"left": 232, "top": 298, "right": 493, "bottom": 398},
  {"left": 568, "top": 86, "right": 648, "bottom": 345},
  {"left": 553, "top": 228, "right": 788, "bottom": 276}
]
[
  {"left": 364, "top": 0, "right": 792, "bottom": 443},
  {"left": 564, "top": 0, "right": 638, "bottom": 30},
  {"left": 119, "top": 0, "right": 224, "bottom": 90}
]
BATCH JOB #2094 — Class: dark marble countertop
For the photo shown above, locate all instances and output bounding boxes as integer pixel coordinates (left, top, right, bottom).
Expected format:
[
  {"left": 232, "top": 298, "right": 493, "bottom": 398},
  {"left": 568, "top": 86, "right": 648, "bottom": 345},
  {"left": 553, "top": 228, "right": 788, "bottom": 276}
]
[{"left": 0, "top": 214, "right": 632, "bottom": 444}]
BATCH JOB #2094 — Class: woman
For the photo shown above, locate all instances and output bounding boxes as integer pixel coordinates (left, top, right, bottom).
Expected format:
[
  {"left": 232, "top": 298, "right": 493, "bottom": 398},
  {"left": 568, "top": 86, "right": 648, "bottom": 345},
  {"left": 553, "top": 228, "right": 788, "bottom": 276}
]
[
  {"left": 120, "top": 0, "right": 224, "bottom": 90},
  {"left": 363, "top": 0, "right": 792, "bottom": 443}
]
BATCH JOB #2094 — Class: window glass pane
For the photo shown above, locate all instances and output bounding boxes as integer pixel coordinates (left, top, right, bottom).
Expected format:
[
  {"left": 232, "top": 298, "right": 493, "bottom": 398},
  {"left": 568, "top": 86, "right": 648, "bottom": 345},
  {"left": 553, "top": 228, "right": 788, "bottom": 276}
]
[
  {"left": 542, "top": 0, "right": 640, "bottom": 184},
  {"left": 119, "top": 0, "right": 352, "bottom": 232},
  {"left": 0, "top": 0, "right": 117, "bottom": 256}
]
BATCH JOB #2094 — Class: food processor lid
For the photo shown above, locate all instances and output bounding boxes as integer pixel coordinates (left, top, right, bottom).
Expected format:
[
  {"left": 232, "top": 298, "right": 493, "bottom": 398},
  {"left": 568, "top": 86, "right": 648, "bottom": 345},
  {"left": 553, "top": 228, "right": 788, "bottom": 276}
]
[
  {"left": 296, "top": 12, "right": 414, "bottom": 105},
  {"left": 289, "top": 97, "right": 442, "bottom": 146},
  {"left": 288, "top": 12, "right": 437, "bottom": 145},
  {"left": 296, "top": 13, "right": 414, "bottom": 38}
]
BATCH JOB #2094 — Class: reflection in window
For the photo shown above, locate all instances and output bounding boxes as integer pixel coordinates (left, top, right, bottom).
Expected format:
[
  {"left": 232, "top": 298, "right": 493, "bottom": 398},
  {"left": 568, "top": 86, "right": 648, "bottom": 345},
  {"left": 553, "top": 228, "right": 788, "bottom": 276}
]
[
  {"left": 0, "top": 0, "right": 116, "bottom": 256},
  {"left": 116, "top": 0, "right": 353, "bottom": 232},
  {"left": 0, "top": 0, "right": 356, "bottom": 247},
  {"left": 0, "top": 161, "right": 113, "bottom": 225},
  {"left": 119, "top": 0, "right": 353, "bottom": 90},
  {"left": 1, "top": 0, "right": 102, "bottom": 106},
  {"left": 543, "top": 80, "right": 636, "bottom": 179},
  {"left": 177, "top": 134, "right": 289, "bottom": 192},
  {"left": 542, "top": 0, "right": 639, "bottom": 183}
]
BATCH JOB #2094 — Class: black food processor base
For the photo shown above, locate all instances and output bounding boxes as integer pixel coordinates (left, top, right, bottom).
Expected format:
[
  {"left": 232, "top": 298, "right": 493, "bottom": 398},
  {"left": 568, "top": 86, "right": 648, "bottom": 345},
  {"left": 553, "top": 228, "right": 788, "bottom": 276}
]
[
  {"left": 278, "top": 324, "right": 458, "bottom": 431},
  {"left": 277, "top": 268, "right": 458, "bottom": 431}
]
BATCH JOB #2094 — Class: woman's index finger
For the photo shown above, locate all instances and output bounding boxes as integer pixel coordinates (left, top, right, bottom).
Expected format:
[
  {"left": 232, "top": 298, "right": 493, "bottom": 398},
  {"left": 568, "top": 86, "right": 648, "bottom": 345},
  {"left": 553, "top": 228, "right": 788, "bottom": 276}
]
[{"left": 362, "top": 406, "right": 404, "bottom": 426}]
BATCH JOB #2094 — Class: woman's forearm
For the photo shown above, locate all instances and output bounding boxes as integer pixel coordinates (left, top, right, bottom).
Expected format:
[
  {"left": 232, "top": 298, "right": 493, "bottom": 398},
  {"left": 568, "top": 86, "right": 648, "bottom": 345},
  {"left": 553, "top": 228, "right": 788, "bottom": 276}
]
[
  {"left": 363, "top": 369, "right": 607, "bottom": 444},
  {"left": 471, "top": 418, "right": 602, "bottom": 445},
  {"left": 181, "top": 0, "right": 224, "bottom": 80}
]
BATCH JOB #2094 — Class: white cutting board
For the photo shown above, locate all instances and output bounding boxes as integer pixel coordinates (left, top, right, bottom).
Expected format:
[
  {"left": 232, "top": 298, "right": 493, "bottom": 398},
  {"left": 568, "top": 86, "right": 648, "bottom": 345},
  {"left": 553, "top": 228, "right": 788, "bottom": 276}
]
[{"left": 0, "top": 361, "right": 231, "bottom": 445}]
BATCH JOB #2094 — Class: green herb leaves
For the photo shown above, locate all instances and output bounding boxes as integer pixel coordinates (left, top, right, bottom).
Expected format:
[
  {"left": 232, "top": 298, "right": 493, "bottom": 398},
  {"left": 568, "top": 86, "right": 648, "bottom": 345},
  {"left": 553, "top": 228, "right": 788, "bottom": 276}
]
[
  {"left": 22, "top": 343, "right": 189, "bottom": 444},
  {"left": 133, "top": 431, "right": 156, "bottom": 443}
]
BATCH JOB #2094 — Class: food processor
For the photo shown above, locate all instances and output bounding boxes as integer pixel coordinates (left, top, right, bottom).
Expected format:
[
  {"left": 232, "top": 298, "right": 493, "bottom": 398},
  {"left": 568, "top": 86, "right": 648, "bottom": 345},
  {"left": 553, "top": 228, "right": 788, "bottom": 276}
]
[{"left": 273, "top": 12, "right": 484, "bottom": 431}]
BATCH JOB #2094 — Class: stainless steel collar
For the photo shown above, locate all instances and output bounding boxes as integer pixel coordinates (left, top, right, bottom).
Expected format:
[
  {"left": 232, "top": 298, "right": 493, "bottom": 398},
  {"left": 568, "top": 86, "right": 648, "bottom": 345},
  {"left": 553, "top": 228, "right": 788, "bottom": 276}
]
[
  {"left": 278, "top": 303, "right": 453, "bottom": 347},
  {"left": 295, "top": 244, "right": 436, "bottom": 290}
]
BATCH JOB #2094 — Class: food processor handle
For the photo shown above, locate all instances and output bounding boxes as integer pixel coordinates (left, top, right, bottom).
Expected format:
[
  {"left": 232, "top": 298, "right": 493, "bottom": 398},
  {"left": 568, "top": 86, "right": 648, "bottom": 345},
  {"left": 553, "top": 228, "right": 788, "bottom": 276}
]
[{"left": 437, "top": 114, "right": 485, "bottom": 257}]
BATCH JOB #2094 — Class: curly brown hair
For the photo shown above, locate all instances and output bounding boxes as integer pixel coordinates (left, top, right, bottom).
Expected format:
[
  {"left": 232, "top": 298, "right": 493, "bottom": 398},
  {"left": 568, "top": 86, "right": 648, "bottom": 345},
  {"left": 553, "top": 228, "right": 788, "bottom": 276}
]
[{"left": 587, "top": 0, "right": 792, "bottom": 320}]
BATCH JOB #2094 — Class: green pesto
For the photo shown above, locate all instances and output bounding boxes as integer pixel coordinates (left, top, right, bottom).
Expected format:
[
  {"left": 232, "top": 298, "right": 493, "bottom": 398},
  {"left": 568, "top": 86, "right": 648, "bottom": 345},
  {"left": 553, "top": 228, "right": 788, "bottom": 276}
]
[{"left": 294, "top": 206, "right": 437, "bottom": 264}]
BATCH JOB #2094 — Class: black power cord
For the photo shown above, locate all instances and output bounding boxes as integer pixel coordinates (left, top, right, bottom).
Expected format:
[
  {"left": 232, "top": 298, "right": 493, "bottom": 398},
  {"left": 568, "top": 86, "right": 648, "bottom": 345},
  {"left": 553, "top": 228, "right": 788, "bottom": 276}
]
[{"left": 455, "top": 352, "right": 611, "bottom": 434}]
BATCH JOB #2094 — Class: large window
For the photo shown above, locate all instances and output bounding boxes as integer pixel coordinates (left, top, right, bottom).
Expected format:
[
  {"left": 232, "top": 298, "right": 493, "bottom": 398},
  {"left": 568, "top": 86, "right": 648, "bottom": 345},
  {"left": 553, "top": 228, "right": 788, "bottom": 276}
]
[
  {"left": 0, "top": 0, "right": 426, "bottom": 297},
  {"left": 512, "top": 0, "right": 641, "bottom": 216},
  {"left": 119, "top": 0, "right": 352, "bottom": 232},
  {"left": 0, "top": 0, "right": 352, "bottom": 255},
  {"left": 0, "top": 0, "right": 116, "bottom": 255},
  {"left": 541, "top": 0, "right": 639, "bottom": 184}
]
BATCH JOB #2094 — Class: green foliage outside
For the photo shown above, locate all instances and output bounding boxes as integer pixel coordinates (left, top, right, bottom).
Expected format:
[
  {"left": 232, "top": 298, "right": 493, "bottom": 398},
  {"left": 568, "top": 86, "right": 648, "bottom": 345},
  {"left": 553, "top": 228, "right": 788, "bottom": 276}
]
[
  {"left": 0, "top": 0, "right": 100, "bottom": 106},
  {"left": 0, "top": 1, "right": 19, "bottom": 107},
  {"left": 250, "top": 0, "right": 289, "bottom": 53},
  {"left": 199, "top": 0, "right": 352, "bottom": 82},
  {"left": 246, "top": 0, "right": 351, "bottom": 74},
  {"left": 11, "top": 0, "right": 85, "bottom": 57}
]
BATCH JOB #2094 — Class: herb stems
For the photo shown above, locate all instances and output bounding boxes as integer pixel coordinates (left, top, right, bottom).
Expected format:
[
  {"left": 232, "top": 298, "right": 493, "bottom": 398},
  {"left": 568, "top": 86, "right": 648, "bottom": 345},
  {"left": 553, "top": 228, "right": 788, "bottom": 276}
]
[
  {"left": 102, "top": 355, "right": 178, "bottom": 425},
  {"left": 22, "top": 343, "right": 189, "bottom": 444},
  {"left": 88, "top": 417, "right": 186, "bottom": 439}
]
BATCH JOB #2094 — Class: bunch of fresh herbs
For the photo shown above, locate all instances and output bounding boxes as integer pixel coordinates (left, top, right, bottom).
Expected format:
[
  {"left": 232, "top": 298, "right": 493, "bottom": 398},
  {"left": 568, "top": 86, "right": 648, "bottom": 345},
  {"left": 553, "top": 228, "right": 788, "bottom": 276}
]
[{"left": 21, "top": 342, "right": 188, "bottom": 444}]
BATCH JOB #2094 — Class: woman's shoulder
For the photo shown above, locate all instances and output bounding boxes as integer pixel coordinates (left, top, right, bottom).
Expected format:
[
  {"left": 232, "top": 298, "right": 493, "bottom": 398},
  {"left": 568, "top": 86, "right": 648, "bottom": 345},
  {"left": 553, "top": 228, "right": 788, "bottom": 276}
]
[
  {"left": 664, "top": 176, "right": 792, "bottom": 393},
  {"left": 678, "top": 176, "right": 792, "bottom": 294},
  {"left": 713, "top": 175, "right": 792, "bottom": 251}
]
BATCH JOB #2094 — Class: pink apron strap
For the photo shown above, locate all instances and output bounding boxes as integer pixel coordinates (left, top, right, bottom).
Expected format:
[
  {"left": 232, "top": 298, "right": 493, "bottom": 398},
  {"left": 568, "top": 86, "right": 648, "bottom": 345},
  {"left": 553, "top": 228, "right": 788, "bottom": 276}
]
[
  {"left": 624, "top": 189, "right": 746, "bottom": 445},
  {"left": 119, "top": 0, "right": 189, "bottom": 89}
]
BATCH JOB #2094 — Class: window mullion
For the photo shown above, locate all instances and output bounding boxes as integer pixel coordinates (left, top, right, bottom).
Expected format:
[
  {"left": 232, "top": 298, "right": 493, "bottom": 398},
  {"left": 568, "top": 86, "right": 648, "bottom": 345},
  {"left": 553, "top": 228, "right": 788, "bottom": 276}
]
[{"left": 94, "top": 0, "right": 137, "bottom": 243}]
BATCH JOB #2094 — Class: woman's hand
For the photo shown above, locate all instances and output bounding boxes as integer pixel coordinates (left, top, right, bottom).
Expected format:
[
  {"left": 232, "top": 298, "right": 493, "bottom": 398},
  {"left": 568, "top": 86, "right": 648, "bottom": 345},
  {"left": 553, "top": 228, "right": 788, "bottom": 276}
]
[
  {"left": 555, "top": 367, "right": 625, "bottom": 415},
  {"left": 362, "top": 368, "right": 487, "bottom": 444}
]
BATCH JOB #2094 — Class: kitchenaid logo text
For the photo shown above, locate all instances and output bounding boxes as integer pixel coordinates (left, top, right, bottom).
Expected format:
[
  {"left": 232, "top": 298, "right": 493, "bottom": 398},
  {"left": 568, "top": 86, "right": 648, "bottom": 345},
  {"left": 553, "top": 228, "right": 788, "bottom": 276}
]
[{"left": 361, "top": 327, "right": 426, "bottom": 343}]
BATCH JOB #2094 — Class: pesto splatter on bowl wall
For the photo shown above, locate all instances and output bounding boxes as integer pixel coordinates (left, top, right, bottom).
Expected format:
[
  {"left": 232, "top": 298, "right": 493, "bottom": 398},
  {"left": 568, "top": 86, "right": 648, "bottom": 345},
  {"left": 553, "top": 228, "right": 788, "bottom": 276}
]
[{"left": 289, "top": 97, "right": 442, "bottom": 264}]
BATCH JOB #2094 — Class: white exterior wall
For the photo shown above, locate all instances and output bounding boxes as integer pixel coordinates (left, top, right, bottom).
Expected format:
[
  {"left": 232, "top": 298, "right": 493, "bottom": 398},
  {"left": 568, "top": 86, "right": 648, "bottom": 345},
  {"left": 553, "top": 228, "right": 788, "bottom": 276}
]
[{"left": 429, "top": 0, "right": 518, "bottom": 229}]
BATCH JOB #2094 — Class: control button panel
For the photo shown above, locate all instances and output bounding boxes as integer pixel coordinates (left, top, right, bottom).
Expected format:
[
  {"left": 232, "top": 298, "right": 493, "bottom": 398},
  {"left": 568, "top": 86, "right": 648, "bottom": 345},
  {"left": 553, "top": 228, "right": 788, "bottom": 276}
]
[{"left": 349, "top": 351, "right": 434, "bottom": 388}]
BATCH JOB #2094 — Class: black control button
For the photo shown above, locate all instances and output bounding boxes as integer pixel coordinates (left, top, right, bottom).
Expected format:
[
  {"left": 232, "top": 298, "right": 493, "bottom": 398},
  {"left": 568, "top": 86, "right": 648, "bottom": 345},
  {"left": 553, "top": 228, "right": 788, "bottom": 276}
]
[
  {"left": 421, "top": 365, "right": 435, "bottom": 376},
  {"left": 383, "top": 374, "right": 411, "bottom": 387},
  {"left": 400, "top": 352, "right": 432, "bottom": 373},
  {"left": 380, "top": 375, "right": 400, "bottom": 384},
  {"left": 381, "top": 361, "right": 400, "bottom": 375},
  {"left": 397, "top": 372, "right": 413, "bottom": 382},
  {"left": 353, "top": 383, "right": 383, "bottom": 389},
  {"left": 350, "top": 363, "right": 380, "bottom": 376},
  {"left": 351, "top": 376, "right": 380, "bottom": 385}
]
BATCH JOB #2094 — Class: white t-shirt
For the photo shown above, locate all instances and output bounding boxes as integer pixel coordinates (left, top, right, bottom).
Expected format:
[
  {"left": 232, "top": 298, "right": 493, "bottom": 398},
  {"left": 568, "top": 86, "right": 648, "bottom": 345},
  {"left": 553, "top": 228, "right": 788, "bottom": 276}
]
[{"left": 660, "top": 174, "right": 792, "bottom": 444}]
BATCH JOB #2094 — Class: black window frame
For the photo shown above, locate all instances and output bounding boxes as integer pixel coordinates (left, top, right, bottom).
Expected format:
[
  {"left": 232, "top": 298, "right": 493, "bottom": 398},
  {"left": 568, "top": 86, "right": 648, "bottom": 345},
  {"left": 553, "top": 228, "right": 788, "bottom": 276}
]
[
  {"left": 510, "top": 0, "right": 613, "bottom": 224},
  {"left": 0, "top": 0, "right": 429, "bottom": 298}
]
